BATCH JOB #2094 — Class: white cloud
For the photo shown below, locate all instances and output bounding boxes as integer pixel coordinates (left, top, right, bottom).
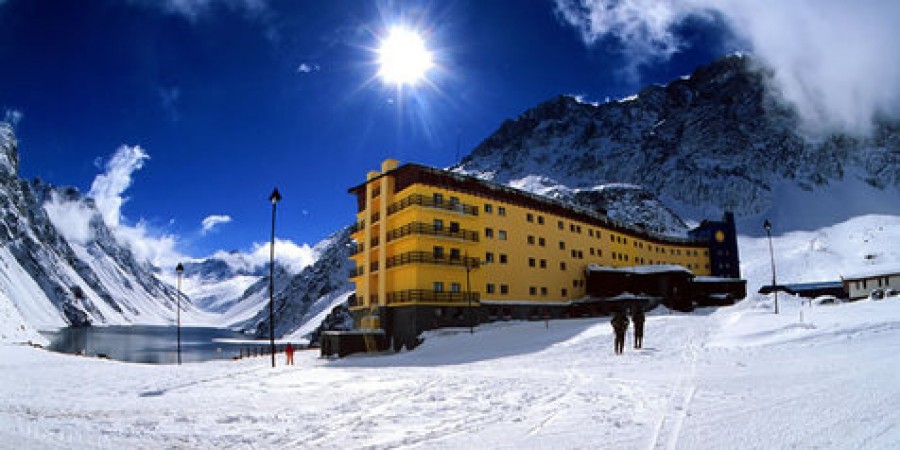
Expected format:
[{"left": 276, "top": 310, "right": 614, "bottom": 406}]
[
  {"left": 297, "top": 63, "right": 320, "bottom": 74},
  {"left": 209, "top": 238, "right": 317, "bottom": 275},
  {"left": 114, "top": 220, "right": 185, "bottom": 269},
  {"left": 3, "top": 109, "right": 23, "bottom": 127},
  {"left": 554, "top": 0, "right": 900, "bottom": 136},
  {"left": 88, "top": 145, "right": 148, "bottom": 228},
  {"left": 130, "top": 0, "right": 269, "bottom": 21},
  {"left": 43, "top": 192, "right": 98, "bottom": 245},
  {"left": 201, "top": 214, "right": 232, "bottom": 234}
]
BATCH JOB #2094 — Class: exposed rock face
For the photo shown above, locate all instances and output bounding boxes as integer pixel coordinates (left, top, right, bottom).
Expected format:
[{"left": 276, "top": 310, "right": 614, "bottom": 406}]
[
  {"left": 0, "top": 122, "right": 185, "bottom": 328},
  {"left": 454, "top": 55, "right": 900, "bottom": 222}
]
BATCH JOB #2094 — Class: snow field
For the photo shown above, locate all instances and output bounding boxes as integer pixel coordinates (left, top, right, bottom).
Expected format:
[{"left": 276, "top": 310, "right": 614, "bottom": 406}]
[{"left": 2, "top": 295, "right": 899, "bottom": 449}]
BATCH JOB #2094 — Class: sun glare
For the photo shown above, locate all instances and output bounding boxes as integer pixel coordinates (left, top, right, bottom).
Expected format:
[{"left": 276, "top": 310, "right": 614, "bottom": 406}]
[{"left": 377, "top": 27, "right": 434, "bottom": 86}]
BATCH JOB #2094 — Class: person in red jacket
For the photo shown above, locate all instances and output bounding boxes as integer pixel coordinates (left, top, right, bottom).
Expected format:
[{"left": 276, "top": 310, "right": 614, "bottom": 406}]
[{"left": 285, "top": 342, "right": 295, "bottom": 365}]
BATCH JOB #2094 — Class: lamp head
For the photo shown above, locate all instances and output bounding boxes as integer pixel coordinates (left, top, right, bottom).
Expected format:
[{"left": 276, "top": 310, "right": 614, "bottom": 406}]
[
  {"left": 269, "top": 188, "right": 282, "bottom": 204},
  {"left": 175, "top": 262, "right": 184, "bottom": 274},
  {"left": 763, "top": 219, "right": 771, "bottom": 231}
]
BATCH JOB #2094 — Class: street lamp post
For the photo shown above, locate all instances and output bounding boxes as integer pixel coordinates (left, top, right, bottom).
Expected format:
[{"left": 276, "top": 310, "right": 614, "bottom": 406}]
[
  {"left": 465, "top": 251, "right": 474, "bottom": 334},
  {"left": 175, "top": 263, "right": 184, "bottom": 365},
  {"left": 764, "top": 219, "right": 778, "bottom": 314},
  {"left": 268, "top": 188, "right": 282, "bottom": 368}
]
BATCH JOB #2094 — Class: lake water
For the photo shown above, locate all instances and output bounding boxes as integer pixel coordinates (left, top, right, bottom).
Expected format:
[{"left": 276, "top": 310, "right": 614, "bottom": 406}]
[{"left": 40, "top": 325, "right": 274, "bottom": 364}]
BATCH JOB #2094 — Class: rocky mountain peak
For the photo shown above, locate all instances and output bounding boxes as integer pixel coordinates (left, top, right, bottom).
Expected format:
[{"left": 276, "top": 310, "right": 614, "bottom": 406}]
[
  {"left": 455, "top": 54, "right": 899, "bottom": 225},
  {"left": 0, "top": 122, "right": 20, "bottom": 178}
]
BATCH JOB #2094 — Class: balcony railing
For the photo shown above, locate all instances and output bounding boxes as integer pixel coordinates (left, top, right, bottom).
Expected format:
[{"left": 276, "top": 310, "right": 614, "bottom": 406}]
[
  {"left": 387, "top": 222, "right": 479, "bottom": 243},
  {"left": 350, "top": 243, "right": 364, "bottom": 255},
  {"left": 349, "top": 266, "right": 364, "bottom": 278},
  {"left": 385, "top": 289, "right": 480, "bottom": 306},
  {"left": 385, "top": 251, "right": 480, "bottom": 269},
  {"left": 387, "top": 194, "right": 479, "bottom": 216}
]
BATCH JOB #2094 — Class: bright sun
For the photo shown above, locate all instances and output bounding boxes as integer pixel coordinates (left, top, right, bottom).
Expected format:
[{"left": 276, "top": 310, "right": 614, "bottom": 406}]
[{"left": 377, "top": 27, "right": 434, "bottom": 86}]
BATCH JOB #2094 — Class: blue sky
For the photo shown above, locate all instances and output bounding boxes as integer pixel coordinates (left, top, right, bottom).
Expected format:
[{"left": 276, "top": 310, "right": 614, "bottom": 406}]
[{"left": 1, "top": 0, "right": 895, "bottom": 268}]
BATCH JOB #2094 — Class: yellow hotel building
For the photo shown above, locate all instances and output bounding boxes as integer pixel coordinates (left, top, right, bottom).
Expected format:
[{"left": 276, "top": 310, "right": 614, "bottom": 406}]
[{"left": 347, "top": 159, "right": 740, "bottom": 351}]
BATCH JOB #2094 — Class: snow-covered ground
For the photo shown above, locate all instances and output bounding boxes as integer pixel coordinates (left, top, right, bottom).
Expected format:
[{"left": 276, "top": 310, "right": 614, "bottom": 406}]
[
  {"left": 2, "top": 295, "right": 899, "bottom": 448},
  {"left": 2, "top": 213, "right": 899, "bottom": 448}
]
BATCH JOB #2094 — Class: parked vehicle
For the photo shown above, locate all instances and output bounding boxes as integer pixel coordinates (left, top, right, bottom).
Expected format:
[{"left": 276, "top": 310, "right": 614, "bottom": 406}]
[
  {"left": 813, "top": 295, "right": 844, "bottom": 306},
  {"left": 869, "top": 289, "right": 885, "bottom": 301}
]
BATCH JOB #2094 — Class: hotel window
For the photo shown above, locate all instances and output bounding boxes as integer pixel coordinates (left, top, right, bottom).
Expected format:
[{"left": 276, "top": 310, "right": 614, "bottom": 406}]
[
  {"left": 433, "top": 282, "right": 444, "bottom": 292},
  {"left": 498, "top": 206, "right": 507, "bottom": 216},
  {"left": 433, "top": 219, "right": 444, "bottom": 231},
  {"left": 499, "top": 230, "right": 507, "bottom": 240},
  {"left": 529, "top": 258, "right": 536, "bottom": 267},
  {"left": 559, "top": 241, "right": 566, "bottom": 250},
  {"left": 558, "top": 220, "right": 564, "bottom": 229},
  {"left": 484, "top": 203, "right": 493, "bottom": 214},
  {"left": 433, "top": 193, "right": 443, "bottom": 204},
  {"left": 485, "top": 252, "right": 495, "bottom": 263},
  {"left": 500, "top": 284, "right": 509, "bottom": 294},
  {"left": 589, "top": 229, "right": 594, "bottom": 237},
  {"left": 590, "top": 248, "right": 595, "bottom": 256},
  {"left": 449, "top": 222, "right": 460, "bottom": 232},
  {"left": 486, "top": 283, "right": 496, "bottom": 294},
  {"left": 572, "top": 280, "right": 578, "bottom": 288},
  {"left": 433, "top": 246, "right": 444, "bottom": 258},
  {"left": 529, "top": 287, "right": 537, "bottom": 296},
  {"left": 527, "top": 235, "right": 535, "bottom": 245},
  {"left": 449, "top": 196, "right": 460, "bottom": 207},
  {"left": 595, "top": 230, "right": 601, "bottom": 239},
  {"left": 561, "top": 288, "right": 568, "bottom": 297},
  {"left": 538, "top": 237, "right": 546, "bottom": 247},
  {"left": 450, "top": 248, "right": 461, "bottom": 260},
  {"left": 560, "top": 262, "right": 567, "bottom": 271},
  {"left": 526, "top": 213, "right": 534, "bottom": 222},
  {"left": 540, "top": 287, "right": 548, "bottom": 296},
  {"left": 500, "top": 254, "right": 508, "bottom": 264},
  {"left": 576, "top": 225, "right": 582, "bottom": 233},
  {"left": 570, "top": 224, "right": 576, "bottom": 232},
  {"left": 450, "top": 283, "right": 461, "bottom": 292},
  {"left": 485, "top": 228, "right": 494, "bottom": 238},
  {"left": 539, "top": 259, "right": 547, "bottom": 269},
  {"left": 538, "top": 216, "right": 544, "bottom": 225},
  {"left": 610, "top": 235, "right": 616, "bottom": 242},
  {"left": 623, "top": 237, "right": 627, "bottom": 245},
  {"left": 596, "top": 249, "right": 602, "bottom": 257}
]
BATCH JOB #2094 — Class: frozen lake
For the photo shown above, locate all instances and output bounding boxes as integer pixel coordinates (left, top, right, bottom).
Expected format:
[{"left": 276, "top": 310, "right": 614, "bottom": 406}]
[{"left": 40, "top": 325, "right": 269, "bottom": 364}]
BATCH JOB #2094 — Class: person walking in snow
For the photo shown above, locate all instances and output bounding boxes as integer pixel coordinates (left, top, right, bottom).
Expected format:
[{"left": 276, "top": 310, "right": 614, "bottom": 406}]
[
  {"left": 611, "top": 309, "right": 629, "bottom": 355},
  {"left": 285, "top": 342, "right": 295, "bottom": 365},
  {"left": 632, "top": 307, "right": 645, "bottom": 349}
]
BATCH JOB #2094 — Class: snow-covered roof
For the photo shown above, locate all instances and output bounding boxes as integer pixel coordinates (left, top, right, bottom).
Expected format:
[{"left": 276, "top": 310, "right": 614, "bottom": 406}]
[
  {"left": 842, "top": 265, "right": 900, "bottom": 281},
  {"left": 586, "top": 264, "right": 692, "bottom": 275}
]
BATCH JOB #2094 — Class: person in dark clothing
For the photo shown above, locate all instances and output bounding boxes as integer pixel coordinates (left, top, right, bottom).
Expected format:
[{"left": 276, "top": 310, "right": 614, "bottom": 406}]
[
  {"left": 632, "top": 308, "right": 645, "bottom": 349},
  {"left": 611, "top": 310, "right": 629, "bottom": 355}
]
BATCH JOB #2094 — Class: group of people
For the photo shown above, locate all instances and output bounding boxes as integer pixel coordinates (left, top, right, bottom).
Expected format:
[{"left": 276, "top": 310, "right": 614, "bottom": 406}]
[{"left": 610, "top": 307, "right": 645, "bottom": 355}]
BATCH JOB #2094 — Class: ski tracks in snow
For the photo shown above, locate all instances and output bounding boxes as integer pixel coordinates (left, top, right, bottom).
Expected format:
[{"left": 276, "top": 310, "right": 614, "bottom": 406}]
[{"left": 648, "top": 319, "right": 707, "bottom": 450}]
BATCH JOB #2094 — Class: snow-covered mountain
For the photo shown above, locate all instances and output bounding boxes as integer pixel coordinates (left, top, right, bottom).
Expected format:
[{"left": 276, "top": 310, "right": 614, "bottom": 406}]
[
  {"left": 0, "top": 122, "right": 191, "bottom": 332},
  {"left": 454, "top": 55, "right": 900, "bottom": 230},
  {"left": 245, "top": 226, "right": 354, "bottom": 339}
]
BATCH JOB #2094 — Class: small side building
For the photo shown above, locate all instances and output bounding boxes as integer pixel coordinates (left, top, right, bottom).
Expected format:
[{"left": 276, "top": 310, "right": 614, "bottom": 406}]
[{"left": 842, "top": 268, "right": 900, "bottom": 300}]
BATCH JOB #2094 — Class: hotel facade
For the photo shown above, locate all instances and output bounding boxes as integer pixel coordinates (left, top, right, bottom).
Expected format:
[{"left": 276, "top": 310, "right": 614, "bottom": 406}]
[{"left": 346, "top": 159, "right": 740, "bottom": 351}]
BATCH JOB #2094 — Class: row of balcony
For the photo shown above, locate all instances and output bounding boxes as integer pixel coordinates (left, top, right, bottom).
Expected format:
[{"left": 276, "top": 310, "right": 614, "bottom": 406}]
[
  {"left": 387, "top": 194, "right": 479, "bottom": 216},
  {"left": 386, "top": 221, "right": 479, "bottom": 242},
  {"left": 386, "top": 251, "right": 480, "bottom": 269},
  {"left": 349, "top": 251, "right": 480, "bottom": 278},
  {"left": 350, "top": 222, "right": 478, "bottom": 256},
  {"left": 349, "top": 290, "right": 480, "bottom": 307}
]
